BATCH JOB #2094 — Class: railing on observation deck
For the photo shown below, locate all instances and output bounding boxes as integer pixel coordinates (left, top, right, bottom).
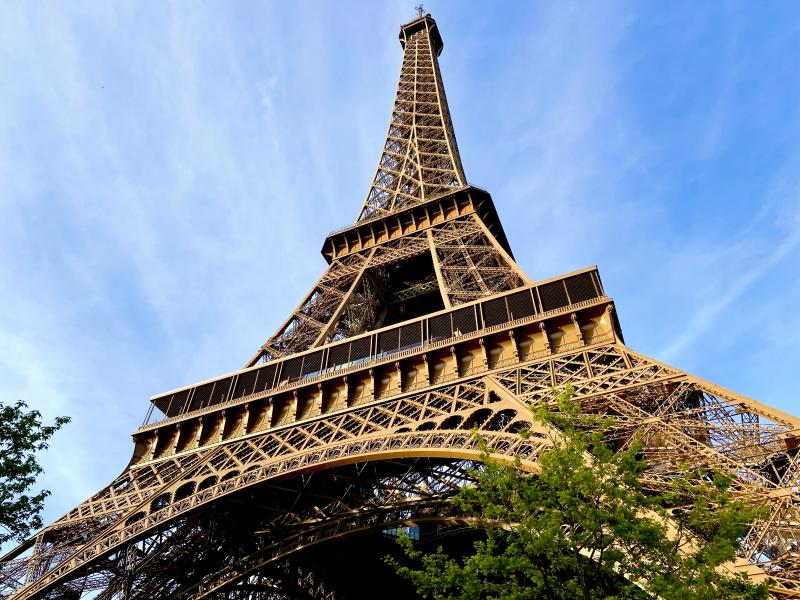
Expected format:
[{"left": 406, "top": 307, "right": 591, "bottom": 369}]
[{"left": 144, "top": 266, "right": 606, "bottom": 425}]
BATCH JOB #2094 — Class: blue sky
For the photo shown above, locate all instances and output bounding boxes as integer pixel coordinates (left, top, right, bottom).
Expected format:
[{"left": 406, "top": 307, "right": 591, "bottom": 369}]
[{"left": 1, "top": 1, "right": 799, "bottom": 528}]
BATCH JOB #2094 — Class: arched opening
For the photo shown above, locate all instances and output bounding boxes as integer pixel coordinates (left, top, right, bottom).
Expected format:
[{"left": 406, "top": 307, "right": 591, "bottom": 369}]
[
  {"left": 150, "top": 492, "right": 171, "bottom": 512},
  {"left": 507, "top": 420, "right": 532, "bottom": 434},
  {"left": 198, "top": 476, "right": 218, "bottom": 491},
  {"left": 439, "top": 415, "right": 464, "bottom": 430},
  {"left": 124, "top": 511, "right": 145, "bottom": 526},
  {"left": 485, "top": 409, "right": 517, "bottom": 431},
  {"left": 220, "top": 470, "right": 240, "bottom": 482},
  {"left": 174, "top": 481, "right": 196, "bottom": 502},
  {"left": 463, "top": 408, "right": 492, "bottom": 429}
]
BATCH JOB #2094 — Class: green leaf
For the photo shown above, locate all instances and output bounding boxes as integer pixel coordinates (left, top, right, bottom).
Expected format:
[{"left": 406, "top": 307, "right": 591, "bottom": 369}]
[
  {"left": 0, "top": 400, "right": 70, "bottom": 545},
  {"left": 389, "top": 386, "right": 768, "bottom": 600}
]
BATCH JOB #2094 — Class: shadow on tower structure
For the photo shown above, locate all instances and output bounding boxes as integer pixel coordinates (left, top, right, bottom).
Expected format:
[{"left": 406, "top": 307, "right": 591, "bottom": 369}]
[{"left": 2, "top": 11, "right": 800, "bottom": 600}]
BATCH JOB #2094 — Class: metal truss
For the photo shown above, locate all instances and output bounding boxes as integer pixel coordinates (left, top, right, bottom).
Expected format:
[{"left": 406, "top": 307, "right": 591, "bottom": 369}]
[
  {"left": 245, "top": 13, "right": 523, "bottom": 366},
  {"left": 358, "top": 14, "right": 465, "bottom": 222},
  {"left": 248, "top": 214, "right": 527, "bottom": 366},
  {"left": 430, "top": 218, "right": 526, "bottom": 305},
  {"left": 3, "top": 10, "right": 799, "bottom": 600},
  {"left": 4, "top": 340, "right": 800, "bottom": 598}
]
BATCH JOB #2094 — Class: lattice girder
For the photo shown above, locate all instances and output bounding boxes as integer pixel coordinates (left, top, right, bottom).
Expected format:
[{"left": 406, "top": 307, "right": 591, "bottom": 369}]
[
  {"left": 358, "top": 15, "right": 465, "bottom": 221},
  {"left": 119, "top": 461, "right": 476, "bottom": 599},
  {"left": 6, "top": 338, "right": 800, "bottom": 598},
  {"left": 2, "top": 379, "right": 549, "bottom": 599},
  {"left": 3, "top": 9, "right": 799, "bottom": 600},
  {"left": 248, "top": 210, "right": 527, "bottom": 366},
  {"left": 27, "top": 461, "right": 474, "bottom": 599}
]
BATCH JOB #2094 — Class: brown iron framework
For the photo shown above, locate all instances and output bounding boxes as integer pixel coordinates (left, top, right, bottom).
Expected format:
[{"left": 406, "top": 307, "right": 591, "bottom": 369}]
[
  {"left": 357, "top": 14, "right": 465, "bottom": 222},
  {"left": 2, "top": 11, "right": 799, "bottom": 600}
]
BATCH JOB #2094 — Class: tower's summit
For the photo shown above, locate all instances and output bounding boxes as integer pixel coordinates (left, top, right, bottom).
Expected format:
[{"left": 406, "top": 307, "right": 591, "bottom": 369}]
[
  {"left": 400, "top": 13, "right": 443, "bottom": 56},
  {"left": 359, "top": 11, "right": 465, "bottom": 222}
]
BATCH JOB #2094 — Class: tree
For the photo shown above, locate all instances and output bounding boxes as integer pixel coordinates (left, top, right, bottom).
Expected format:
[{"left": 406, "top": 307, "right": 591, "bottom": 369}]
[
  {"left": 0, "top": 400, "right": 70, "bottom": 546},
  {"left": 389, "top": 386, "right": 768, "bottom": 600}
]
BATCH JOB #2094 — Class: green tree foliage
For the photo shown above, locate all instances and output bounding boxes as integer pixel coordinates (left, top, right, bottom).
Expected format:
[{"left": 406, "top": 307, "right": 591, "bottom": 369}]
[
  {"left": 0, "top": 400, "right": 70, "bottom": 545},
  {"left": 389, "top": 386, "right": 768, "bottom": 600}
]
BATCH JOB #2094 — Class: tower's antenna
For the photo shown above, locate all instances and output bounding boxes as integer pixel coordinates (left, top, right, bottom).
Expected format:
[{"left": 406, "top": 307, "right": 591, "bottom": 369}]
[{"left": 415, "top": 4, "right": 424, "bottom": 18}]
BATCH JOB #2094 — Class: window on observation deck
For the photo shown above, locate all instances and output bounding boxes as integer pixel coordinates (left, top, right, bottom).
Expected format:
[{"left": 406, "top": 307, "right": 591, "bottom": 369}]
[{"left": 384, "top": 526, "right": 420, "bottom": 541}]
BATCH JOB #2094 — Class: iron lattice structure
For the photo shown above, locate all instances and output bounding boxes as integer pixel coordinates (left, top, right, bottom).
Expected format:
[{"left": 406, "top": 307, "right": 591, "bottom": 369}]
[{"left": 2, "top": 12, "right": 799, "bottom": 600}]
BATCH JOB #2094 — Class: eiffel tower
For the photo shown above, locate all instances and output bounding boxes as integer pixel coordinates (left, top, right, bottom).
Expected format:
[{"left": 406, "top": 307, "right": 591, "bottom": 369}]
[{"left": 2, "top": 11, "right": 800, "bottom": 600}]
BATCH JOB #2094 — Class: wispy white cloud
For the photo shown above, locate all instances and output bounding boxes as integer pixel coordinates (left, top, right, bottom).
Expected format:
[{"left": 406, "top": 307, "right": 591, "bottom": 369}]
[
  {"left": 0, "top": 2, "right": 324, "bottom": 518},
  {"left": 653, "top": 135, "right": 800, "bottom": 366},
  {"left": 658, "top": 214, "right": 800, "bottom": 361},
  {"left": 448, "top": 2, "right": 651, "bottom": 279}
]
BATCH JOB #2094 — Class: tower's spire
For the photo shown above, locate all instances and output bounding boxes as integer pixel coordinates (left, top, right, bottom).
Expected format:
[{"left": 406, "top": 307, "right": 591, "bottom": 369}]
[{"left": 357, "top": 14, "right": 467, "bottom": 222}]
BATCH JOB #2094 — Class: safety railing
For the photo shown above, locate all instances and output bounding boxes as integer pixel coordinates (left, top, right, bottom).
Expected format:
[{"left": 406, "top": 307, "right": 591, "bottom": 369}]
[{"left": 145, "top": 266, "right": 606, "bottom": 423}]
